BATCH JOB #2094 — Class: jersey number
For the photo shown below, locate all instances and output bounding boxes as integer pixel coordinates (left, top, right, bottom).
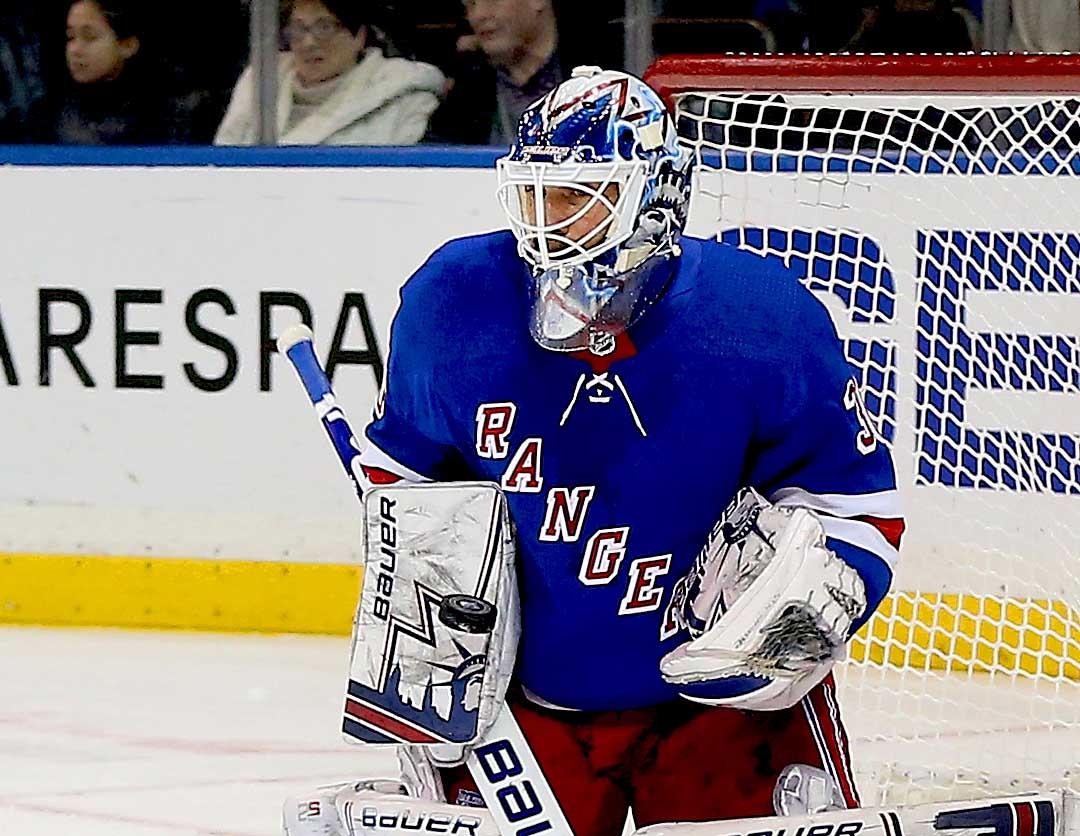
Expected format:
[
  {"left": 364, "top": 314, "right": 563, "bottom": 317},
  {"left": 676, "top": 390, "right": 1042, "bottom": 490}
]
[{"left": 844, "top": 379, "right": 879, "bottom": 455}]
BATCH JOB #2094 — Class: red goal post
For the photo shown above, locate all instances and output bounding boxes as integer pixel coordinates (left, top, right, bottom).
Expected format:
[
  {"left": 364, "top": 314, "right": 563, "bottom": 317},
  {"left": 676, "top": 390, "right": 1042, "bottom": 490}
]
[
  {"left": 642, "top": 53, "right": 1080, "bottom": 807},
  {"left": 645, "top": 53, "right": 1080, "bottom": 96}
]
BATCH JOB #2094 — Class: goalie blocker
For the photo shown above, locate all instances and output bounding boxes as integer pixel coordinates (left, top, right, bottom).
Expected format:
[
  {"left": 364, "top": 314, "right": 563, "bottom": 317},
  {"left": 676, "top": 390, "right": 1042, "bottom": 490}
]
[
  {"left": 345, "top": 481, "right": 573, "bottom": 835},
  {"left": 343, "top": 482, "right": 519, "bottom": 755}
]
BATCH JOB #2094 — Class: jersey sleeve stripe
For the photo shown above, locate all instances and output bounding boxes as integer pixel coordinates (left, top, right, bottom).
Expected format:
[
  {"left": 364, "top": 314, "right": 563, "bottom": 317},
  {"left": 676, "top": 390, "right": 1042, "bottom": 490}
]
[
  {"left": 770, "top": 486, "right": 902, "bottom": 520},
  {"left": 854, "top": 514, "right": 905, "bottom": 550},
  {"left": 819, "top": 515, "right": 900, "bottom": 571},
  {"left": 357, "top": 442, "right": 432, "bottom": 485},
  {"left": 361, "top": 466, "right": 404, "bottom": 486}
]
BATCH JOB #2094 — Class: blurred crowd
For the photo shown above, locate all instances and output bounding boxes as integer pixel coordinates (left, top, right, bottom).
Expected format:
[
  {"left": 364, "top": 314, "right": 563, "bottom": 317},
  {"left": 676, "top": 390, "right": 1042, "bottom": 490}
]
[{"left": 0, "top": 0, "right": 1073, "bottom": 147}]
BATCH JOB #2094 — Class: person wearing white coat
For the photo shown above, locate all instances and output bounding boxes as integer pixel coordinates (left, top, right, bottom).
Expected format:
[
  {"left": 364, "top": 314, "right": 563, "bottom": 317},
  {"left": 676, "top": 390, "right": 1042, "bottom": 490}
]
[
  {"left": 214, "top": 0, "right": 444, "bottom": 146},
  {"left": 1008, "top": 0, "right": 1080, "bottom": 52}
]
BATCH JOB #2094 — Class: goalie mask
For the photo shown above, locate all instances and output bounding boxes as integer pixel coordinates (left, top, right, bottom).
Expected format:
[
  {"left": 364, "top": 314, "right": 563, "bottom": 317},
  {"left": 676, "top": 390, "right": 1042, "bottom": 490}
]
[{"left": 496, "top": 66, "right": 694, "bottom": 353}]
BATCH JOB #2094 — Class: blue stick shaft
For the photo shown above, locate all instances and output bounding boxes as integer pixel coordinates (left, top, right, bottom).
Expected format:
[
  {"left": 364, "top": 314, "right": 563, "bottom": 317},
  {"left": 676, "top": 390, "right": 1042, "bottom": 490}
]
[
  {"left": 284, "top": 336, "right": 333, "bottom": 405},
  {"left": 281, "top": 328, "right": 364, "bottom": 499}
]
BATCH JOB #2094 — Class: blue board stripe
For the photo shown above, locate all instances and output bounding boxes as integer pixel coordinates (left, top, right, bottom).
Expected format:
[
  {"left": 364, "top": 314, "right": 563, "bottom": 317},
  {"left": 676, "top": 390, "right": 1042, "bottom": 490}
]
[
  {"left": 5, "top": 144, "right": 1077, "bottom": 175},
  {"left": 0, "top": 144, "right": 506, "bottom": 169}
]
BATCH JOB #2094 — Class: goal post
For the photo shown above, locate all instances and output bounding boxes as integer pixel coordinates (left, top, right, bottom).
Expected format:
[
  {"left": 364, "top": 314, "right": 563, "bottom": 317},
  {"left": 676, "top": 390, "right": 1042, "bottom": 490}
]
[{"left": 644, "top": 54, "right": 1080, "bottom": 806}]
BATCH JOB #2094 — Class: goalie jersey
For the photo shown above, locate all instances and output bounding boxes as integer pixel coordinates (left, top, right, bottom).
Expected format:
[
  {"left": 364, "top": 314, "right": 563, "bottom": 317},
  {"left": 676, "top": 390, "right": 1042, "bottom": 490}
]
[{"left": 362, "top": 232, "right": 903, "bottom": 712}]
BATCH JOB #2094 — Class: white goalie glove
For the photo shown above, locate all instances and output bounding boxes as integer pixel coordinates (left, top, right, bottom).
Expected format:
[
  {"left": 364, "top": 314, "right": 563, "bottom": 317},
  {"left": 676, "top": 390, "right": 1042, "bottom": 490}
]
[{"left": 660, "top": 487, "right": 866, "bottom": 710}]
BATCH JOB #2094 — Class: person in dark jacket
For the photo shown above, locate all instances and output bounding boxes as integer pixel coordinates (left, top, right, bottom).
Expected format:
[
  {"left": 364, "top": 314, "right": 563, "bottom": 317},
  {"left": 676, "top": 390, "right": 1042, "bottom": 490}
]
[
  {"left": 0, "top": 5, "right": 47, "bottom": 142},
  {"left": 757, "top": 0, "right": 971, "bottom": 53},
  {"left": 425, "top": 0, "right": 620, "bottom": 145},
  {"left": 847, "top": 0, "right": 973, "bottom": 52},
  {"left": 48, "top": 0, "right": 180, "bottom": 145}
]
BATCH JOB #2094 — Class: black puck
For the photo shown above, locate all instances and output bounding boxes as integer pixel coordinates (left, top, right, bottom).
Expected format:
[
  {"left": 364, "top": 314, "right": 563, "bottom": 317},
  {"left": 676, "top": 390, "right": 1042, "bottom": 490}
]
[{"left": 438, "top": 594, "right": 497, "bottom": 634}]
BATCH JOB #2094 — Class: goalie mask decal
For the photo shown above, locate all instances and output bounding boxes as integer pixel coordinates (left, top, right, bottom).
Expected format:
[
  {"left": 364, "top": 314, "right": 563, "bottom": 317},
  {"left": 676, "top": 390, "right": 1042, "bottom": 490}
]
[{"left": 497, "top": 66, "right": 694, "bottom": 353}]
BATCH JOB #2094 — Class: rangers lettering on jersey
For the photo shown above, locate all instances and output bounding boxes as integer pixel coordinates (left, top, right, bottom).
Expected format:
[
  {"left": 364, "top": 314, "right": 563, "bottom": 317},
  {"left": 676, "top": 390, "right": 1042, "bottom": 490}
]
[
  {"left": 843, "top": 379, "right": 880, "bottom": 455},
  {"left": 619, "top": 555, "right": 672, "bottom": 615},
  {"left": 501, "top": 438, "right": 544, "bottom": 493},
  {"left": 579, "top": 527, "right": 630, "bottom": 585},
  {"left": 539, "top": 487, "right": 596, "bottom": 543},
  {"left": 476, "top": 403, "right": 517, "bottom": 459}
]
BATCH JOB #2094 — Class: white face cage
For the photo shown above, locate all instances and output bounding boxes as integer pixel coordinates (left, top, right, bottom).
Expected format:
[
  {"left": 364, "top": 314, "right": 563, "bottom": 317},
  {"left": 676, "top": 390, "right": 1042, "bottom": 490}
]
[{"left": 496, "top": 159, "right": 649, "bottom": 272}]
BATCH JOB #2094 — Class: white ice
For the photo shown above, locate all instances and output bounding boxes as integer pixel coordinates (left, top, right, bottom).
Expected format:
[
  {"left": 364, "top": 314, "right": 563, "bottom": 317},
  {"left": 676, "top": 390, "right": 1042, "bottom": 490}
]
[
  {"left": 0, "top": 626, "right": 397, "bottom": 836},
  {"left": 2, "top": 627, "right": 1077, "bottom": 835}
]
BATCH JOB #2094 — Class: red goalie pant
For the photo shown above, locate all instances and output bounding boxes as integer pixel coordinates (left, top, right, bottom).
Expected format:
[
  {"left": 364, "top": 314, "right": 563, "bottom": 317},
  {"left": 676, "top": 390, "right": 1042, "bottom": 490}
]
[{"left": 442, "top": 675, "right": 859, "bottom": 836}]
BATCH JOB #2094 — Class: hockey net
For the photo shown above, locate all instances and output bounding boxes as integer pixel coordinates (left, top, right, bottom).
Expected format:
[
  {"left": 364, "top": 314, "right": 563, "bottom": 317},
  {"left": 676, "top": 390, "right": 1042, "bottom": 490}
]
[{"left": 645, "top": 54, "right": 1080, "bottom": 807}]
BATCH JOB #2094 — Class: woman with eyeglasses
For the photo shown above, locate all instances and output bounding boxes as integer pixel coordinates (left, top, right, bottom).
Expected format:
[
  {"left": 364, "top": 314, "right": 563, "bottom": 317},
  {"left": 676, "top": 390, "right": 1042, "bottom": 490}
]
[{"left": 214, "top": 0, "right": 445, "bottom": 146}]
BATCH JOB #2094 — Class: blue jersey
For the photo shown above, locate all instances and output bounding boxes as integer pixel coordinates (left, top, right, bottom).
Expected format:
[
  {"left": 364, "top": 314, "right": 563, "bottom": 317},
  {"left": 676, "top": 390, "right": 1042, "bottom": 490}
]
[{"left": 363, "top": 232, "right": 902, "bottom": 711}]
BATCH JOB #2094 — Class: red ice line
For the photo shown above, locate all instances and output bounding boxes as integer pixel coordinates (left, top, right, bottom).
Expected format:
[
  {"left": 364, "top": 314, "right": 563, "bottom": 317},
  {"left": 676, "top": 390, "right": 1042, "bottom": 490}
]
[{"left": 0, "top": 772, "right": 360, "bottom": 804}]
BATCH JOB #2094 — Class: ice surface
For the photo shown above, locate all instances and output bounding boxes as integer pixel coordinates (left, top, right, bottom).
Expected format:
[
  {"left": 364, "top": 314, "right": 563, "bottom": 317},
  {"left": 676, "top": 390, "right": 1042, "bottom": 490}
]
[
  {"left": 3, "top": 627, "right": 1075, "bottom": 834},
  {"left": 0, "top": 627, "right": 396, "bottom": 835}
]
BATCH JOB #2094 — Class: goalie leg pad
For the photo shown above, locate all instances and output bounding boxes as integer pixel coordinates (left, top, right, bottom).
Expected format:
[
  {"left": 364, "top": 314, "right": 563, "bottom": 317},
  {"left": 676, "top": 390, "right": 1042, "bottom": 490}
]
[
  {"left": 283, "top": 746, "right": 448, "bottom": 835},
  {"left": 344, "top": 482, "right": 519, "bottom": 763},
  {"left": 283, "top": 751, "right": 500, "bottom": 836},
  {"left": 631, "top": 792, "right": 1070, "bottom": 836},
  {"left": 284, "top": 789, "right": 501, "bottom": 836}
]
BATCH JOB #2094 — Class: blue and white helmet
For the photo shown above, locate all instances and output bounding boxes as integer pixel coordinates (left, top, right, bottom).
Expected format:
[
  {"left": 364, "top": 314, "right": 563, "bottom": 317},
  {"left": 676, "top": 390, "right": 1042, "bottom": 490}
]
[{"left": 496, "top": 66, "right": 694, "bottom": 354}]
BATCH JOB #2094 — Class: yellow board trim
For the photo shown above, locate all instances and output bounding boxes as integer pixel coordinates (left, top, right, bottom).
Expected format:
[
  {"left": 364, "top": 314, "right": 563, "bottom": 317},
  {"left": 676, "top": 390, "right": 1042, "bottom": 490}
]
[
  {"left": 0, "top": 553, "right": 361, "bottom": 635},
  {"left": 2, "top": 554, "right": 1079, "bottom": 681},
  {"left": 852, "top": 592, "right": 1080, "bottom": 679}
]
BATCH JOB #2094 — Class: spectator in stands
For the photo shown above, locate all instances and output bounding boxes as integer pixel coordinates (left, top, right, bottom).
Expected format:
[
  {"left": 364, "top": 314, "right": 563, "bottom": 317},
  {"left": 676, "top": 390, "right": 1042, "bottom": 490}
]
[
  {"left": 753, "top": 0, "right": 869, "bottom": 51},
  {"left": 0, "top": 5, "right": 46, "bottom": 143},
  {"left": 1008, "top": 0, "right": 1080, "bottom": 52},
  {"left": 847, "top": 0, "right": 973, "bottom": 52},
  {"left": 426, "top": 0, "right": 617, "bottom": 145},
  {"left": 757, "top": 0, "right": 972, "bottom": 52},
  {"left": 46, "top": 0, "right": 182, "bottom": 144},
  {"left": 160, "top": 0, "right": 250, "bottom": 144},
  {"left": 214, "top": 0, "right": 444, "bottom": 146}
]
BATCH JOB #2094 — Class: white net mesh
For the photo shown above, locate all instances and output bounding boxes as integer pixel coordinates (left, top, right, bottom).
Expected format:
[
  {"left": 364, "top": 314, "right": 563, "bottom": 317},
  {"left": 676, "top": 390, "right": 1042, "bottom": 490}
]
[{"left": 663, "top": 67, "right": 1080, "bottom": 806}]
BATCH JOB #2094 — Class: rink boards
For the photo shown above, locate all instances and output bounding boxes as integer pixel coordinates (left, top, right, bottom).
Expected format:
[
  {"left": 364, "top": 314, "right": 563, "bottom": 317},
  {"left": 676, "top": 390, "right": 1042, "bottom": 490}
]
[{"left": 0, "top": 148, "right": 1076, "bottom": 676}]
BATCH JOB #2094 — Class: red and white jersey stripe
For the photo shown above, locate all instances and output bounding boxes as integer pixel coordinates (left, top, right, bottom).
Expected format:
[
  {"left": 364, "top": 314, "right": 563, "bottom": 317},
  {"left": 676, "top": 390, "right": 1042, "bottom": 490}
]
[
  {"left": 770, "top": 486, "right": 904, "bottom": 570},
  {"left": 801, "top": 675, "right": 861, "bottom": 808},
  {"left": 356, "top": 441, "right": 429, "bottom": 492}
]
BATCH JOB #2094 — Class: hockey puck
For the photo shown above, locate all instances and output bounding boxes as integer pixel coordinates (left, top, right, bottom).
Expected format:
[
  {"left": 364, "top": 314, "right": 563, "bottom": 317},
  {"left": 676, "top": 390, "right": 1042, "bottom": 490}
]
[{"left": 438, "top": 594, "right": 497, "bottom": 634}]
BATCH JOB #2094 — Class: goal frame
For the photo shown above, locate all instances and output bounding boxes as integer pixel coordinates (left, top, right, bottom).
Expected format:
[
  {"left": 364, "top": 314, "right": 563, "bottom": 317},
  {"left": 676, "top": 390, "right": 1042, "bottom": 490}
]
[
  {"left": 640, "top": 52, "right": 1080, "bottom": 806},
  {"left": 644, "top": 53, "right": 1080, "bottom": 98}
]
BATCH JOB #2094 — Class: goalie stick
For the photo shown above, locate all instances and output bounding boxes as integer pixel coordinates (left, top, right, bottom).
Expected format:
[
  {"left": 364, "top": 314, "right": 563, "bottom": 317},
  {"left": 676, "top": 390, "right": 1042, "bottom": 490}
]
[
  {"left": 277, "top": 324, "right": 366, "bottom": 499},
  {"left": 277, "top": 324, "right": 573, "bottom": 836}
]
